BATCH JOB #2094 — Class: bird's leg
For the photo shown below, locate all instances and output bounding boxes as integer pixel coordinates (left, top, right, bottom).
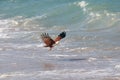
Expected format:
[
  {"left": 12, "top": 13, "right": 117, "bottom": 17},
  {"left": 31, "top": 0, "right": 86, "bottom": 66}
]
[
  {"left": 44, "top": 45, "right": 48, "bottom": 47},
  {"left": 49, "top": 46, "right": 53, "bottom": 51},
  {"left": 49, "top": 48, "right": 52, "bottom": 51}
]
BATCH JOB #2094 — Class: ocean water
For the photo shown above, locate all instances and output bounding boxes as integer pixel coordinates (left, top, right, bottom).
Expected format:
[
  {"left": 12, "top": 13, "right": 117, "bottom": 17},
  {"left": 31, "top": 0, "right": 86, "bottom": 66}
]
[{"left": 0, "top": 0, "right": 120, "bottom": 80}]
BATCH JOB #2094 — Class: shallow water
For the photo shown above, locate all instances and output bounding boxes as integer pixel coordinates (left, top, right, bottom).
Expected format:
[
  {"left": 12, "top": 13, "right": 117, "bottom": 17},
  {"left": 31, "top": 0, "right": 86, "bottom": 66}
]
[{"left": 0, "top": 0, "right": 120, "bottom": 80}]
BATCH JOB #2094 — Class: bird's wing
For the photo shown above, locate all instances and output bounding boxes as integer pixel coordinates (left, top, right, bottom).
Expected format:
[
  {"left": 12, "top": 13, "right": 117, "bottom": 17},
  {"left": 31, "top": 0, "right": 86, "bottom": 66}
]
[
  {"left": 41, "top": 33, "right": 55, "bottom": 46},
  {"left": 54, "top": 31, "right": 66, "bottom": 43}
]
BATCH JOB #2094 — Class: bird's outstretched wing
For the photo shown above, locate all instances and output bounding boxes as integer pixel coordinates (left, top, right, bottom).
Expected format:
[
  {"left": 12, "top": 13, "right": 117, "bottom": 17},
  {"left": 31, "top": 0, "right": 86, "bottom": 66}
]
[
  {"left": 54, "top": 31, "right": 66, "bottom": 43},
  {"left": 41, "top": 33, "right": 55, "bottom": 47}
]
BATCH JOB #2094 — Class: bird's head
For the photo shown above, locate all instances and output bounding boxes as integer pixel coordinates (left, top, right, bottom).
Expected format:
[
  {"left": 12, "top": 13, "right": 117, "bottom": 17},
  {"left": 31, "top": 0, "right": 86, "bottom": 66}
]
[
  {"left": 52, "top": 41, "right": 59, "bottom": 47},
  {"left": 55, "top": 41, "right": 59, "bottom": 45}
]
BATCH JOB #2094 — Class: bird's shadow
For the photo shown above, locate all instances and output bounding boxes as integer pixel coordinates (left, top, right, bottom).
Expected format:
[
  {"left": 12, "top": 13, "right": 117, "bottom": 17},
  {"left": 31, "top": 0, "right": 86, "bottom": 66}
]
[{"left": 58, "top": 58, "right": 87, "bottom": 62}]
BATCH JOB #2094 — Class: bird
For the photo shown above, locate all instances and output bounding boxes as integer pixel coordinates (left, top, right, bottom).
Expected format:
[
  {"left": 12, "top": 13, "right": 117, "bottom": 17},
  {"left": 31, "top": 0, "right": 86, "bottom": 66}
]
[{"left": 41, "top": 31, "right": 66, "bottom": 50}]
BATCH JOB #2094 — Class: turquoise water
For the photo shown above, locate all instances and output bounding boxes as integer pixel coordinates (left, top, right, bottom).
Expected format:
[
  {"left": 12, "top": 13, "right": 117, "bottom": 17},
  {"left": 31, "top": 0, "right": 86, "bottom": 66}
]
[
  {"left": 0, "top": 0, "right": 120, "bottom": 26},
  {"left": 0, "top": 0, "right": 120, "bottom": 80}
]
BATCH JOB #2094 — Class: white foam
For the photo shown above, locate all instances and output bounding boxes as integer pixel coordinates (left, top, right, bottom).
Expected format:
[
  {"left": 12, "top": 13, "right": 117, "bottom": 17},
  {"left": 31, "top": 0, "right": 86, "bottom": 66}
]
[
  {"left": 0, "top": 68, "right": 118, "bottom": 79},
  {"left": 88, "top": 57, "right": 97, "bottom": 62},
  {"left": 0, "top": 72, "right": 25, "bottom": 79},
  {"left": 49, "top": 54, "right": 77, "bottom": 58},
  {"left": 13, "top": 44, "right": 43, "bottom": 49},
  {"left": 66, "top": 47, "right": 96, "bottom": 53},
  {"left": 115, "top": 64, "right": 120, "bottom": 69},
  {"left": 77, "top": 1, "right": 88, "bottom": 8},
  {"left": 104, "top": 10, "right": 116, "bottom": 17},
  {"left": 11, "top": 20, "right": 19, "bottom": 26},
  {"left": 0, "top": 20, "right": 9, "bottom": 26},
  {"left": 0, "top": 19, "right": 17, "bottom": 38},
  {"left": 0, "top": 74, "right": 10, "bottom": 79},
  {"left": 87, "top": 12, "right": 101, "bottom": 23},
  {"left": 0, "top": 28, "right": 7, "bottom": 32},
  {"left": 0, "top": 33, "right": 11, "bottom": 38},
  {"left": 74, "top": 1, "right": 88, "bottom": 12},
  {"left": 36, "top": 43, "right": 44, "bottom": 48}
]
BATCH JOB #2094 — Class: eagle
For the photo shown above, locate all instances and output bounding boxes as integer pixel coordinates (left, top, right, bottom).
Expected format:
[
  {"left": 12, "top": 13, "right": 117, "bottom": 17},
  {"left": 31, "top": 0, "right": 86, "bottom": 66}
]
[{"left": 41, "top": 31, "right": 66, "bottom": 50}]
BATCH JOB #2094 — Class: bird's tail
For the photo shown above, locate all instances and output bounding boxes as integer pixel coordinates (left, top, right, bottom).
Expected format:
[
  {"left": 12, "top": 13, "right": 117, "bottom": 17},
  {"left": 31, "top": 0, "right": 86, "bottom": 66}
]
[{"left": 54, "top": 31, "right": 66, "bottom": 43}]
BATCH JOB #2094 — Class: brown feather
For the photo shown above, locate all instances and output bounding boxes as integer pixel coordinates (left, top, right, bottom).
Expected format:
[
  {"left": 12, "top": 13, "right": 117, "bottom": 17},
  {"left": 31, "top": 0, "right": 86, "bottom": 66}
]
[
  {"left": 41, "top": 33, "right": 55, "bottom": 47},
  {"left": 54, "top": 36, "right": 62, "bottom": 42},
  {"left": 41, "top": 31, "right": 66, "bottom": 50},
  {"left": 54, "top": 31, "right": 66, "bottom": 42}
]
